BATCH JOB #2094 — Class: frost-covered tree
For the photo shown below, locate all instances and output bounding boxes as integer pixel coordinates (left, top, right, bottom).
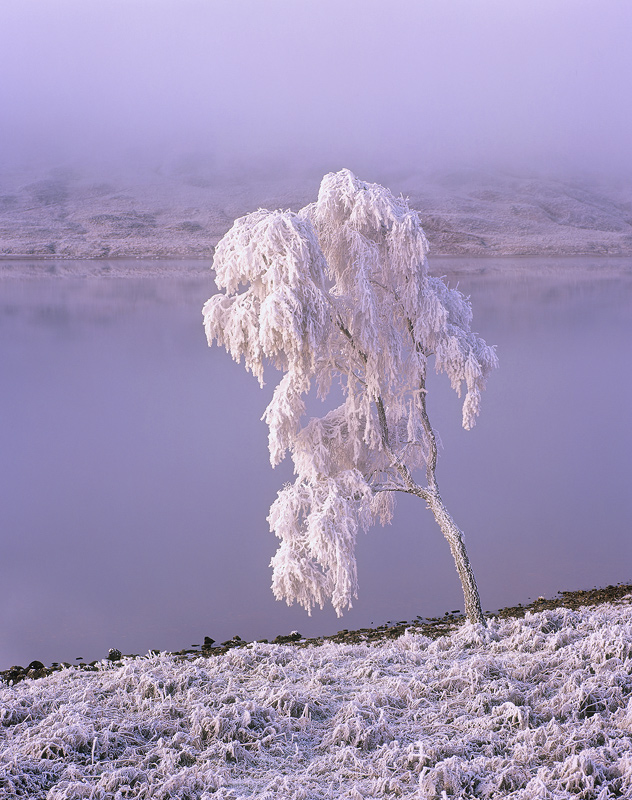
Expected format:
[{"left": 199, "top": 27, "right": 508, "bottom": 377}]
[{"left": 203, "top": 169, "right": 497, "bottom": 625}]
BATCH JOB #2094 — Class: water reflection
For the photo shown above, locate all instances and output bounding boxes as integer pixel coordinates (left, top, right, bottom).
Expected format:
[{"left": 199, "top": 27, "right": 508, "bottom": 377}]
[{"left": 1, "top": 260, "right": 631, "bottom": 667}]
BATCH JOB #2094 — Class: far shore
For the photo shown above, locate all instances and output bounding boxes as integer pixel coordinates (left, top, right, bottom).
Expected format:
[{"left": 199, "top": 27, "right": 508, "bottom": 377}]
[
  {"left": 2, "top": 167, "right": 631, "bottom": 263},
  {"left": 1, "top": 254, "right": 631, "bottom": 283}
]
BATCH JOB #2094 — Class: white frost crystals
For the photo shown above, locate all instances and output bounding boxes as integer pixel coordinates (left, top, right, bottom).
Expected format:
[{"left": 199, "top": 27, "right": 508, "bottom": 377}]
[
  {"left": 4, "top": 602, "right": 632, "bottom": 800},
  {"left": 203, "top": 169, "right": 498, "bottom": 622}
]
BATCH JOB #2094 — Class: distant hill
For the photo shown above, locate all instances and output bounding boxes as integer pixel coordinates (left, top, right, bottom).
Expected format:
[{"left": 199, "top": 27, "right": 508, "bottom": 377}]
[{"left": 1, "top": 165, "right": 631, "bottom": 260}]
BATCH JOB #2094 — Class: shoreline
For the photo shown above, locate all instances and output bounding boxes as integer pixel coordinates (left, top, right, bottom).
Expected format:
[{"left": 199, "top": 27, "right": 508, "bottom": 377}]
[
  {"left": 0, "top": 254, "right": 631, "bottom": 282},
  {"left": 4, "top": 582, "right": 630, "bottom": 684},
  {"left": 1, "top": 252, "right": 631, "bottom": 261}
]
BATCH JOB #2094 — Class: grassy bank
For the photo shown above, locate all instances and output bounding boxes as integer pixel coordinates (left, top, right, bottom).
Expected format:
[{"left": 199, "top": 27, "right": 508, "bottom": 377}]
[{"left": 2, "top": 588, "right": 631, "bottom": 798}]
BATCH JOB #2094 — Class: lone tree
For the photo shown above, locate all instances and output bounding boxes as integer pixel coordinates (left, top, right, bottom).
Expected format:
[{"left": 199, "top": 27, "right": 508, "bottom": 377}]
[{"left": 203, "top": 169, "right": 497, "bottom": 625}]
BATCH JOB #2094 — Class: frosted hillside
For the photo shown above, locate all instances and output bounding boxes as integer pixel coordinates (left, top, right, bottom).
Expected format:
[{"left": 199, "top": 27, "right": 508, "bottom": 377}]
[
  {"left": 2, "top": 599, "right": 632, "bottom": 799},
  {"left": 1, "top": 165, "right": 632, "bottom": 262}
]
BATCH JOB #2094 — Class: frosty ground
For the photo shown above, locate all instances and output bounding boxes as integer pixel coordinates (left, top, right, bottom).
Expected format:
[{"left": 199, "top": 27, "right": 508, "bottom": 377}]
[{"left": 2, "top": 597, "right": 632, "bottom": 799}]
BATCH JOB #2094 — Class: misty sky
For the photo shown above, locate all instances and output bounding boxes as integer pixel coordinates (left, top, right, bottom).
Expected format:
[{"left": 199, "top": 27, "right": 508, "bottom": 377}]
[{"left": 1, "top": 0, "right": 631, "bottom": 177}]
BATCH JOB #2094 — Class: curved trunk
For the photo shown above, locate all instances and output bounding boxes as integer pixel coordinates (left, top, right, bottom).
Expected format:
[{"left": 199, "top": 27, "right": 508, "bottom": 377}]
[
  {"left": 425, "top": 490, "right": 485, "bottom": 625},
  {"left": 373, "top": 368, "right": 486, "bottom": 625}
]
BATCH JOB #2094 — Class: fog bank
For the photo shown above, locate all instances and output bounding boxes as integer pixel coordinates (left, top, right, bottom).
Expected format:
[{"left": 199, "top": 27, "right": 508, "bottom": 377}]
[{"left": 1, "top": 0, "right": 631, "bottom": 181}]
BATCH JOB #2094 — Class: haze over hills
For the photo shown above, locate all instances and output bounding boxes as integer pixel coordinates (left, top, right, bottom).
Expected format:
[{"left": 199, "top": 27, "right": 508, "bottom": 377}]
[
  {"left": 2, "top": 2, "right": 630, "bottom": 269},
  {"left": 1, "top": 164, "right": 632, "bottom": 263}
]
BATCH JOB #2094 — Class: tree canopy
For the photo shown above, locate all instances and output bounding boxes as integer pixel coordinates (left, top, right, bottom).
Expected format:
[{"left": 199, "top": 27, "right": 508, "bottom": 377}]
[{"left": 204, "top": 169, "right": 497, "bottom": 621}]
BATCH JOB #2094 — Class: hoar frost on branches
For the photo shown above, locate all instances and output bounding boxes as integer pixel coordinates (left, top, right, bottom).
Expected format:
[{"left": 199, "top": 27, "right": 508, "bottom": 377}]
[{"left": 203, "top": 170, "right": 498, "bottom": 624}]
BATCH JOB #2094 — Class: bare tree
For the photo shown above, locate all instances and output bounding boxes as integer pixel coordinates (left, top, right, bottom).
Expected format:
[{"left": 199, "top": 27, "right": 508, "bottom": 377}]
[{"left": 204, "top": 170, "right": 497, "bottom": 624}]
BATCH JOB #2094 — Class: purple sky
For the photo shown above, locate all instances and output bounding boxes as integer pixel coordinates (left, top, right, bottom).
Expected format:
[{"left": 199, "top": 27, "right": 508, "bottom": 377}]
[{"left": 1, "top": 0, "right": 631, "bottom": 177}]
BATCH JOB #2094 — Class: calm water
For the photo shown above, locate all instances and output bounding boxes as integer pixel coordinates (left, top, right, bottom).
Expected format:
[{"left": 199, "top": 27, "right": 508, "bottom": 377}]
[{"left": 1, "top": 259, "right": 631, "bottom": 668}]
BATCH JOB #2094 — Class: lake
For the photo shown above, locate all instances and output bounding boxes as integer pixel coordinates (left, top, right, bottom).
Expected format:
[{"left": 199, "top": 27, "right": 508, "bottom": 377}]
[{"left": 1, "top": 258, "right": 631, "bottom": 668}]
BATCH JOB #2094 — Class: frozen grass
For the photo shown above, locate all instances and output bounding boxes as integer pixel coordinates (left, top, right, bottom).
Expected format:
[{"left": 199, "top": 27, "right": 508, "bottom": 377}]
[{"left": 2, "top": 600, "right": 632, "bottom": 799}]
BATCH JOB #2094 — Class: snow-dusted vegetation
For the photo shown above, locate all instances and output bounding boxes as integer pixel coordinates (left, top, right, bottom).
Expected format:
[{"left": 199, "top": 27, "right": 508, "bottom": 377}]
[{"left": 2, "top": 600, "right": 632, "bottom": 799}]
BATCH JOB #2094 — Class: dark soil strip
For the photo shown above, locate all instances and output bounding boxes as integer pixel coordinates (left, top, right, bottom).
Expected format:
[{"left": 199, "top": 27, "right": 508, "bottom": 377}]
[{"left": 3, "top": 583, "right": 631, "bottom": 685}]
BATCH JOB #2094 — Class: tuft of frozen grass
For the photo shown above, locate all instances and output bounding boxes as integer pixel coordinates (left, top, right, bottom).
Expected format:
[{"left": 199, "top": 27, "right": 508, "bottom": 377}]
[{"left": 2, "top": 600, "right": 632, "bottom": 798}]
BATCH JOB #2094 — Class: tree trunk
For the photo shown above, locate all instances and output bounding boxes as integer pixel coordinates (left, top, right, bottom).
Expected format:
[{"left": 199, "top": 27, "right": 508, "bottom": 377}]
[
  {"left": 374, "top": 375, "right": 486, "bottom": 625},
  {"left": 425, "top": 490, "right": 485, "bottom": 625}
]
